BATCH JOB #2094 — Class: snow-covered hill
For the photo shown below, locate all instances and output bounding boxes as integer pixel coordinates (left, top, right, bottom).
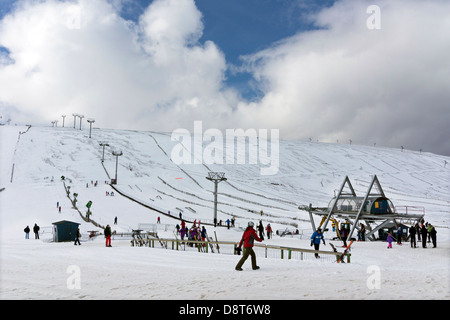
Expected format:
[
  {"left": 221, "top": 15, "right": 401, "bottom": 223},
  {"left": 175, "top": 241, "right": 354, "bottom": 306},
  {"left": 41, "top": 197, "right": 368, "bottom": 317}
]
[{"left": 1, "top": 125, "right": 449, "bottom": 300}]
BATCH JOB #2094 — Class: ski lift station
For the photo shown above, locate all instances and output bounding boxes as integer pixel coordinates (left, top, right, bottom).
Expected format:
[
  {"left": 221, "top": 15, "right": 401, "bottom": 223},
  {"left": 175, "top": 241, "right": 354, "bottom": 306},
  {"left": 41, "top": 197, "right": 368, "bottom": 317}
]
[{"left": 300, "top": 175, "right": 425, "bottom": 241}]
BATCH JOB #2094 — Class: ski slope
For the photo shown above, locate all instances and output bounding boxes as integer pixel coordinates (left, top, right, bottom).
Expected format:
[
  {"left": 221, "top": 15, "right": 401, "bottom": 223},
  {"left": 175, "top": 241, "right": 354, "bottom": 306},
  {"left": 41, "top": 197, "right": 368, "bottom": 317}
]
[{"left": 1, "top": 125, "right": 449, "bottom": 300}]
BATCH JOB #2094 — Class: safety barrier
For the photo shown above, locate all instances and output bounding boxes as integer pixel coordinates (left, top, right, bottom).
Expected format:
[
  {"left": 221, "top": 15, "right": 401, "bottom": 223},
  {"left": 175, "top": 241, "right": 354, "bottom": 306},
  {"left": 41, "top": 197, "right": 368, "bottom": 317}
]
[{"left": 131, "top": 237, "right": 351, "bottom": 263}]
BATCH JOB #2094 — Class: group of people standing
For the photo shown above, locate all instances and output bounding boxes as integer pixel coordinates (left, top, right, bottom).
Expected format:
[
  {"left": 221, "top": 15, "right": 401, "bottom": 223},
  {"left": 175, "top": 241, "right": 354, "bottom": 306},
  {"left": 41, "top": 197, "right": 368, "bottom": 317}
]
[
  {"left": 23, "top": 224, "right": 40, "bottom": 239},
  {"left": 407, "top": 222, "right": 437, "bottom": 248},
  {"left": 176, "top": 221, "right": 208, "bottom": 243},
  {"left": 387, "top": 222, "right": 437, "bottom": 249}
]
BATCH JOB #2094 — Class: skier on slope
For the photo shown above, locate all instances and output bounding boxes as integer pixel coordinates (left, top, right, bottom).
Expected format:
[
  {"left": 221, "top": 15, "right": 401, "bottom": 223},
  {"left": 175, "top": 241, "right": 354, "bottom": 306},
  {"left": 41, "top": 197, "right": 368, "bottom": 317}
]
[{"left": 310, "top": 228, "right": 326, "bottom": 258}]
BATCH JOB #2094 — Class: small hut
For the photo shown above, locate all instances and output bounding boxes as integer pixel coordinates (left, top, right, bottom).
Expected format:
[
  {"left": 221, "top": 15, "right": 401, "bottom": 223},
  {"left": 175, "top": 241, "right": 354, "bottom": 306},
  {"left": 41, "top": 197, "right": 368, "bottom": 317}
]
[{"left": 52, "top": 220, "right": 80, "bottom": 242}]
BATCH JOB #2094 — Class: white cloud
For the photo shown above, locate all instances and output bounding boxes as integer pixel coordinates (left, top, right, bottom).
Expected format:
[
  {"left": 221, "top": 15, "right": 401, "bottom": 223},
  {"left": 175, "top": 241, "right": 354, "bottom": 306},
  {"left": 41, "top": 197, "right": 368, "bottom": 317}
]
[
  {"left": 0, "top": 0, "right": 236, "bottom": 131},
  {"left": 237, "top": 0, "right": 450, "bottom": 154}
]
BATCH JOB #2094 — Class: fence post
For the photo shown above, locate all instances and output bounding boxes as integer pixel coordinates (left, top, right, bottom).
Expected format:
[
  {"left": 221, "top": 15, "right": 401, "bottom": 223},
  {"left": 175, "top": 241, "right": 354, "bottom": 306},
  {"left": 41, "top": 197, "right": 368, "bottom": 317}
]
[
  {"left": 288, "top": 249, "right": 292, "bottom": 259},
  {"left": 281, "top": 249, "right": 284, "bottom": 259}
]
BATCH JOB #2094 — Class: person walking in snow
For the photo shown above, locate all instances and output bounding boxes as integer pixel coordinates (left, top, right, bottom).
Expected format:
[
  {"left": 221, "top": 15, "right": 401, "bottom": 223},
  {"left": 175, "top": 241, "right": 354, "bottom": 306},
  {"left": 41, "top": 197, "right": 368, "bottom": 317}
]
[
  {"left": 74, "top": 228, "right": 81, "bottom": 245},
  {"left": 24, "top": 225, "right": 30, "bottom": 239},
  {"left": 409, "top": 225, "right": 417, "bottom": 248},
  {"left": 235, "top": 222, "right": 262, "bottom": 271},
  {"left": 310, "top": 228, "right": 326, "bottom": 258},
  {"left": 105, "top": 224, "right": 112, "bottom": 247},
  {"left": 33, "top": 223, "right": 40, "bottom": 239},
  {"left": 257, "top": 220, "right": 265, "bottom": 241},
  {"left": 387, "top": 233, "right": 393, "bottom": 249}
]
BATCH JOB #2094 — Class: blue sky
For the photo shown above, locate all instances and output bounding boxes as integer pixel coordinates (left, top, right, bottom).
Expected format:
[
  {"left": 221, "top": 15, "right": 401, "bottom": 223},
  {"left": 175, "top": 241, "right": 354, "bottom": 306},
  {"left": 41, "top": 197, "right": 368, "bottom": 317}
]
[
  {"left": 1, "top": 0, "right": 449, "bottom": 156},
  {"left": 195, "top": 0, "right": 334, "bottom": 99},
  {"left": 111, "top": 0, "right": 336, "bottom": 100}
]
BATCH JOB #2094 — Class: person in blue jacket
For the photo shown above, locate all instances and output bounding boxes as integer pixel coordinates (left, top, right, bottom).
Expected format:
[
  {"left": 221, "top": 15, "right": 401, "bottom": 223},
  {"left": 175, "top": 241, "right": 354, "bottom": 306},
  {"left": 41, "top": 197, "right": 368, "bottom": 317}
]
[{"left": 311, "top": 228, "right": 326, "bottom": 258}]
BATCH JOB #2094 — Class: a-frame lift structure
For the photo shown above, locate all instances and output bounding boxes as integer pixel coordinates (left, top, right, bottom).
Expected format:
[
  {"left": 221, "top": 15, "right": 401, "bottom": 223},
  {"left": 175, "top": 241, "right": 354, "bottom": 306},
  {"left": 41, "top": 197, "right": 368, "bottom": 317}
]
[{"left": 301, "top": 175, "right": 425, "bottom": 241}]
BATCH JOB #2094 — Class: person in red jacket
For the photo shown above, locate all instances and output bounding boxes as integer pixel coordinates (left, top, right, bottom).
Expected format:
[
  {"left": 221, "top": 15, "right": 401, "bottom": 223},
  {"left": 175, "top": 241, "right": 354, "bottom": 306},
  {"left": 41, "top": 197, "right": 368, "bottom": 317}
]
[{"left": 235, "top": 221, "right": 262, "bottom": 271}]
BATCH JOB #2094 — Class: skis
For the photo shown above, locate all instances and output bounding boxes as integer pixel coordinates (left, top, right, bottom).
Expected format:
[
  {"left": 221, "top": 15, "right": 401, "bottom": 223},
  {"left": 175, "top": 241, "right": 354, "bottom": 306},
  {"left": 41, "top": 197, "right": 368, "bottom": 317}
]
[
  {"left": 337, "top": 240, "right": 354, "bottom": 263},
  {"left": 155, "top": 234, "right": 167, "bottom": 249},
  {"left": 214, "top": 231, "right": 220, "bottom": 254},
  {"left": 207, "top": 236, "right": 215, "bottom": 253},
  {"left": 329, "top": 242, "right": 338, "bottom": 253}
]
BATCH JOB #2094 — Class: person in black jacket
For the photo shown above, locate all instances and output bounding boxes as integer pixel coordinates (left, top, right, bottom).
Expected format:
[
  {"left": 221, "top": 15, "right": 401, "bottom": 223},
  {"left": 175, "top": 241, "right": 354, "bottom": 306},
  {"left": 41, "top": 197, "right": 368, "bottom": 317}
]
[
  {"left": 409, "top": 225, "right": 416, "bottom": 248},
  {"left": 257, "top": 221, "right": 265, "bottom": 241},
  {"left": 420, "top": 223, "right": 427, "bottom": 248},
  {"left": 430, "top": 225, "right": 437, "bottom": 248},
  {"left": 74, "top": 228, "right": 81, "bottom": 245},
  {"left": 33, "top": 223, "right": 40, "bottom": 239},
  {"left": 24, "top": 226, "right": 30, "bottom": 239}
]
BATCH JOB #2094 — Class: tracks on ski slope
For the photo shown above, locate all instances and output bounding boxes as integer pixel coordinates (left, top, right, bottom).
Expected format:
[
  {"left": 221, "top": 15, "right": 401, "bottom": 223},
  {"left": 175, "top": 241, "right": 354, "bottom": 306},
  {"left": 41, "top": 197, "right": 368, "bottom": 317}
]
[
  {"left": 147, "top": 132, "right": 299, "bottom": 208},
  {"left": 156, "top": 176, "right": 304, "bottom": 224},
  {"left": 95, "top": 131, "right": 302, "bottom": 228},
  {"left": 157, "top": 176, "right": 292, "bottom": 212},
  {"left": 146, "top": 132, "right": 204, "bottom": 190}
]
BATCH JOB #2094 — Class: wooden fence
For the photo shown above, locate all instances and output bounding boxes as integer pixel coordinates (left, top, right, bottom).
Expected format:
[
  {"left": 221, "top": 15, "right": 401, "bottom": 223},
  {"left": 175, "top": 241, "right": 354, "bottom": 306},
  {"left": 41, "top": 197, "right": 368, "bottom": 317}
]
[{"left": 131, "top": 237, "right": 351, "bottom": 263}]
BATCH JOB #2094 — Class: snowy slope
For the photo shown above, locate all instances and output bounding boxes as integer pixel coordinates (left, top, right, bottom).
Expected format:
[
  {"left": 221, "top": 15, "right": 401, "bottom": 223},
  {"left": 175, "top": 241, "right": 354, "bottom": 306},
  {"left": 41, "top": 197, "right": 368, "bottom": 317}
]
[{"left": 0, "top": 125, "right": 449, "bottom": 300}]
